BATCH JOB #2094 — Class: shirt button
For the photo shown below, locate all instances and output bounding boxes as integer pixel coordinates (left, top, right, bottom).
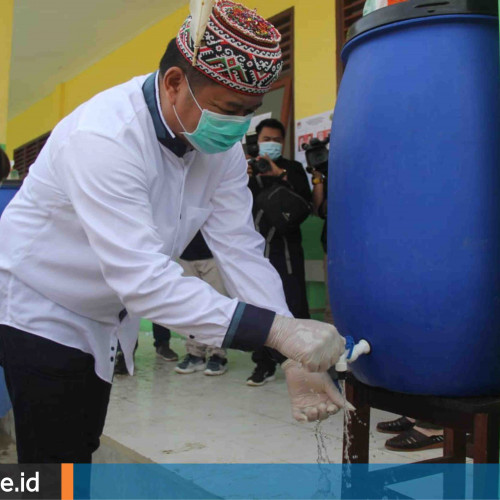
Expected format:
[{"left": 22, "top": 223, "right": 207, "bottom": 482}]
[
  {"left": 111, "top": 346, "right": 115, "bottom": 351},
  {"left": 189, "top": 335, "right": 195, "bottom": 339},
  {"left": 110, "top": 357, "right": 114, "bottom": 362}
]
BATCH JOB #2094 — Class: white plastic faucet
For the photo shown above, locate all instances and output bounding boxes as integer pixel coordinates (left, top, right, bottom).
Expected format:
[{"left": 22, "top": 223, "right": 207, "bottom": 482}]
[{"left": 335, "top": 336, "right": 371, "bottom": 374}]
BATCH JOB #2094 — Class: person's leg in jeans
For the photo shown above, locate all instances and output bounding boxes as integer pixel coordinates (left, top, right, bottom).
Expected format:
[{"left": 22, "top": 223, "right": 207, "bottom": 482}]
[
  {"left": 175, "top": 258, "right": 228, "bottom": 375},
  {"left": 152, "top": 323, "right": 178, "bottom": 361},
  {"left": 195, "top": 259, "right": 229, "bottom": 375},
  {"left": 185, "top": 339, "right": 209, "bottom": 358},
  {"left": 0, "top": 324, "right": 111, "bottom": 463},
  {"left": 175, "top": 338, "right": 208, "bottom": 374},
  {"left": 173, "top": 259, "right": 208, "bottom": 374}
]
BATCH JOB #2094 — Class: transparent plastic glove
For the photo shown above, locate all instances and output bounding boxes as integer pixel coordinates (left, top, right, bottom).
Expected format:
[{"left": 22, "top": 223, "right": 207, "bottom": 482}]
[
  {"left": 283, "top": 360, "right": 355, "bottom": 422},
  {"left": 265, "top": 315, "right": 345, "bottom": 372}
]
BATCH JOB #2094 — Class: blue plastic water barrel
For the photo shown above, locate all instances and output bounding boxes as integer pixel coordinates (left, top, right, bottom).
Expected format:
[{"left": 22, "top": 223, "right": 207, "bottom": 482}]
[
  {"left": 0, "top": 181, "right": 21, "bottom": 214},
  {"left": 328, "top": 0, "right": 500, "bottom": 396}
]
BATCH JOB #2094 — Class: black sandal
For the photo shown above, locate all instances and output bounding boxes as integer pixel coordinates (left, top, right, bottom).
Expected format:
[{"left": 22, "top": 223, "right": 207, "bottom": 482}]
[
  {"left": 376, "top": 416, "right": 415, "bottom": 434},
  {"left": 385, "top": 428, "right": 444, "bottom": 452}
]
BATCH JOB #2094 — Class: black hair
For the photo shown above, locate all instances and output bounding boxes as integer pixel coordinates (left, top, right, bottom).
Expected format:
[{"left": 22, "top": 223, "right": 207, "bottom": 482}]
[
  {"left": 256, "top": 118, "right": 286, "bottom": 139},
  {"left": 159, "top": 38, "right": 216, "bottom": 90}
]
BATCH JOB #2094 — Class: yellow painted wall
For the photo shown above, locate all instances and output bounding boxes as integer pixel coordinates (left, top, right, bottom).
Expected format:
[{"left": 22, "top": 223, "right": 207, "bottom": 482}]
[
  {"left": 6, "top": 0, "right": 337, "bottom": 156},
  {"left": 7, "top": 86, "right": 64, "bottom": 158},
  {"left": 0, "top": 0, "right": 15, "bottom": 149}
]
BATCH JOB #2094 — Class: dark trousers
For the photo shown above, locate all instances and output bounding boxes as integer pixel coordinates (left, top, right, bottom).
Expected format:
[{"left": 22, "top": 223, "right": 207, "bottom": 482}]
[
  {"left": 0, "top": 324, "right": 111, "bottom": 463},
  {"left": 268, "top": 244, "right": 310, "bottom": 320},
  {"left": 251, "top": 348, "right": 279, "bottom": 372},
  {"left": 152, "top": 323, "right": 171, "bottom": 348},
  {"left": 252, "top": 241, "right": 311, "bottom": 370}
]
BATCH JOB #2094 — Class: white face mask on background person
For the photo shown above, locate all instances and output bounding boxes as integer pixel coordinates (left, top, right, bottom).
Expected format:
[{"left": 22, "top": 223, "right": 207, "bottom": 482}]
[{"left": 258, "top": 141, "right": 283, "bottom": 160}]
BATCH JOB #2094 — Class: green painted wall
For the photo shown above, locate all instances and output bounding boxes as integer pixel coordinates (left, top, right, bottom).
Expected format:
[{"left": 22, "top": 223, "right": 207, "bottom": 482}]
[{"left": 302, "top": 216, "right": 325, "bottom": 260}]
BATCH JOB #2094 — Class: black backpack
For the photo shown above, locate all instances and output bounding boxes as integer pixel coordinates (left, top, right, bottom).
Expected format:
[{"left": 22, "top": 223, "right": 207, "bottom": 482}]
[
  {"left": 253, "top": 180, "right": 311, "bottom": 274},
  {"left": 253, "top": 180, "right": 311, "bottom": 237}
]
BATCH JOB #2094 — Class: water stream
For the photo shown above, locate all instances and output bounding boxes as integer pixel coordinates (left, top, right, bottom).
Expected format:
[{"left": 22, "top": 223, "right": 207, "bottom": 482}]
[
  {"left": 312, "top": 377, "right": 353, "bottom": 497},
  {"left": 312, "top": 421, "right": 333, "bottom": 498},
  {"left": 312, "top": 377, "right": 353, "bottom": 464},
  {"left": 338, "top": 379, "right": 352, "bottom": 464}
]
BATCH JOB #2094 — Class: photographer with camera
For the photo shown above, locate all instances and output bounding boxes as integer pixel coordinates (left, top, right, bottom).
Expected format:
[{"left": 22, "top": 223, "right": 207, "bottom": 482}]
[{"left": 246, "top": 118, "right": 312, "bottom": 386}]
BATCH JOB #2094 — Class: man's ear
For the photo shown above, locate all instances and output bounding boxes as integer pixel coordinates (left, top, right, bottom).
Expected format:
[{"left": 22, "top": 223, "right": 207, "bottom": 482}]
[{"left": 163, "top": 67, "right": 185, "bottom": 104}]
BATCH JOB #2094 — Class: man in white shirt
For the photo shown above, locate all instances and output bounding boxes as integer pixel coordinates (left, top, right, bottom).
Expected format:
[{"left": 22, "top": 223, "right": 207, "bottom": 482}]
[{"left": 0, "top": 0, "right": 346, "bottom": 463}]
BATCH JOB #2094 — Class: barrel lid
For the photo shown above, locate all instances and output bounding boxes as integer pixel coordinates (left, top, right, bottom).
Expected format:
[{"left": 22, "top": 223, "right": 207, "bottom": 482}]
[{"left": 347, "top": 0, "right": 498, "bottom": 43}]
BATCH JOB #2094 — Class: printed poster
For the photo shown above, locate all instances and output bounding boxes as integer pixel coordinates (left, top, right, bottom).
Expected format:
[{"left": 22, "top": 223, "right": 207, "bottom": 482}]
[{"left": 295, "top": 110, "right": 333, "bottom": 167}]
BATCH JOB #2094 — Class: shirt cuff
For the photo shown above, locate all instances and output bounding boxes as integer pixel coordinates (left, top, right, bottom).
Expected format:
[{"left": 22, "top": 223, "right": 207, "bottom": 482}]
[{"left": 222, "top": 302, "right": 275, "bottom": 351}]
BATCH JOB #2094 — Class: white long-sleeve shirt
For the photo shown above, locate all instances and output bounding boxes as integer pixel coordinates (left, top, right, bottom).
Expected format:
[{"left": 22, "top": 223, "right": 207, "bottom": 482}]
[{"left": 0, "top": 72, "right": 291, "bottom": 382}]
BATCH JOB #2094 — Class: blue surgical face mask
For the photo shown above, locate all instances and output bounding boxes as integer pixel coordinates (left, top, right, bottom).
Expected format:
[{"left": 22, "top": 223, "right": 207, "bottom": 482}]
[
  {"left": 258, "top": 141, "right": 283, "bottom": 160},
  {"left": 173, "top": 76, "right": 253, "bottom": 154}
]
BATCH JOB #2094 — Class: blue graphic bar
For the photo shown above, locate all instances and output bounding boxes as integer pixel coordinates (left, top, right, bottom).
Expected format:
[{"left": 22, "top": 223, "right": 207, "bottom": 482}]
[{"left": 73, "top": 464, "right": 500, "bottom": 499}]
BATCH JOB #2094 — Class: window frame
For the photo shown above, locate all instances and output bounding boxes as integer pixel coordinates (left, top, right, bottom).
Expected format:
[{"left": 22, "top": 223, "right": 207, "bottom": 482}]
[
  {"left": 336, "top": 0, "right": 364, "bottom": 90},
  {"left": 13, "top": 131, "right": 51, "bottom": 180},
  {"left": 267, "top": 8, "right": 295, "bottom": 153}
]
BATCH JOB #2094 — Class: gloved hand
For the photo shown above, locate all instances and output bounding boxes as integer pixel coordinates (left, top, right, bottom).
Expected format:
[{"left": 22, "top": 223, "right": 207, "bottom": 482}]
[
  {"left": 283, "top": 360, "right": 354, "bottom": 422},
  {"left": 265, "top": 315, "right": 345, "bottom": 372}
]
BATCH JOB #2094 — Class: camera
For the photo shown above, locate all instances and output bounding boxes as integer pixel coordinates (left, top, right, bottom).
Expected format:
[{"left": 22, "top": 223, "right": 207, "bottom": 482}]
[
  {"left": 302, "top": 135, "right": 330, "bottom": 177},
  {"left": 248, "top": 157, "right": 272, "bottom": 175},
  {"left": 245, "top": 133, "right": 272, "bottom": 175}
]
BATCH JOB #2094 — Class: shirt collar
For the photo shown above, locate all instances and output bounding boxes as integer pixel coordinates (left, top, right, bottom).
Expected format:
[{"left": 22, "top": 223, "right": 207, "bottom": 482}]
[{"left": 142, "top": 71, "right": 188, "bottom": 158}]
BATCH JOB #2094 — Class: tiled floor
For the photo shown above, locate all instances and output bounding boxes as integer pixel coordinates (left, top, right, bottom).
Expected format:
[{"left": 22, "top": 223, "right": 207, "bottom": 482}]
[
  {"left": 101, "top": 332, "right": 441, "bottom": 465},
  {"left": 0, "top": 430, "right": 16, "bottom": 464}
]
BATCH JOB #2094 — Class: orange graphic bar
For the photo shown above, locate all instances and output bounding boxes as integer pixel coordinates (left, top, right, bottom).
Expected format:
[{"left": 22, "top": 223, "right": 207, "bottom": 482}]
[{"left": 61, "top": 463, "right": 74, "bottom": 500}]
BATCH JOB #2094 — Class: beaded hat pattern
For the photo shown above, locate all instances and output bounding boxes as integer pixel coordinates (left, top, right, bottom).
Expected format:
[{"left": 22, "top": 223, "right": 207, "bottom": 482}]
[{"left": 176, "top": 0, "right": 283, "bottom": 95}]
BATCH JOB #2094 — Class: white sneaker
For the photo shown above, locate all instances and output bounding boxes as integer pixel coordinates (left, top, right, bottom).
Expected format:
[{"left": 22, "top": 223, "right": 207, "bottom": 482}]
[
  {"left": 175, "top": 354, "right": 206, "bottom": 374},
  {"left": 204, "top": 355, "right": 228, "bottom": 376}
]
